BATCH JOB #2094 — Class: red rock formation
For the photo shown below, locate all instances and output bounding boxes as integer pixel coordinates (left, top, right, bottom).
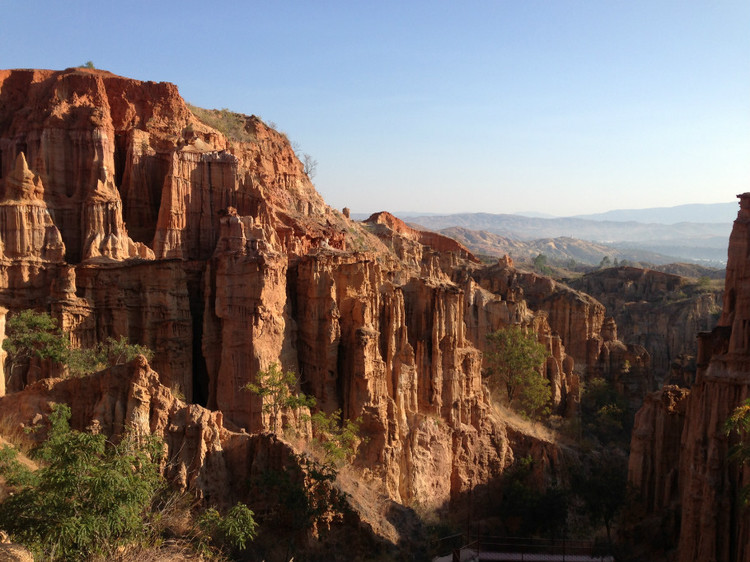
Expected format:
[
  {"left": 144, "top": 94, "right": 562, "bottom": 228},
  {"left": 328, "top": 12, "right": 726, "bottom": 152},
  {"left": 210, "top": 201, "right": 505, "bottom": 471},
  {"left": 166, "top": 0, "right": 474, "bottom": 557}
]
[
  {"left": 569, "top": 266, "right": 722, "bottom": 383},
  {"left": 627, "top": 193, "right": 750, "bottom": 562},
  {"left": 628, "top": 385, "right": 689, "bottom": 514},
  {"left": 461, "top": 260, "right": 647, "bottom": 411},
  {"left": 0, "top": 68, "right": 586, "bottom": 518}
]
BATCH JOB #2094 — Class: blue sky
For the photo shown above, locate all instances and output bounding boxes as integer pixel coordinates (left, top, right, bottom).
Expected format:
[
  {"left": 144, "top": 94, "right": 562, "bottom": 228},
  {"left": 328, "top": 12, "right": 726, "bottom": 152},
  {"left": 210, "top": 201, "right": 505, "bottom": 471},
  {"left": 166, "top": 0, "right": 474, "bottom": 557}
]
[{"left": 1, "top": 1, "right": 748, "bottom": 216}]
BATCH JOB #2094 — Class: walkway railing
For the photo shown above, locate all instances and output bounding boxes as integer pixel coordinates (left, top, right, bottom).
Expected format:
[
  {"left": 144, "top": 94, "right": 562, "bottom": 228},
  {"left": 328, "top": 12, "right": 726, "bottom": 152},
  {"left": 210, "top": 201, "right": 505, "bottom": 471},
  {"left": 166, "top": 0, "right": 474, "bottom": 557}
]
[{"left": 436, "top": 535, "right": 614, "bottom": 562}]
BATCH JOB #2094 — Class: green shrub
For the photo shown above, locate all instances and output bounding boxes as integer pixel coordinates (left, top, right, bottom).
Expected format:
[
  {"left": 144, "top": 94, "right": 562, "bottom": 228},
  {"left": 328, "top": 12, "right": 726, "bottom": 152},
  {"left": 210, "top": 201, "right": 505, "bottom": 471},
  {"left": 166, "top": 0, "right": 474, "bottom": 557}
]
[
  {"left": 243, "top": 363, "right": 315, "bottom": 433},
  {"left": 198, "top": 502, "right": 257, "bottom": 555},
  {"left": 0, "top": 404, "right": 163, "bottom": 560},
  {"left": 3, "top": 310, "right": 154, "bottom": 380},
  {"left": 311, "top": 409, "right": 363, "bottom": 466},
  {"left": 66, "top": 335, "right": 154, "bottom": 376}
]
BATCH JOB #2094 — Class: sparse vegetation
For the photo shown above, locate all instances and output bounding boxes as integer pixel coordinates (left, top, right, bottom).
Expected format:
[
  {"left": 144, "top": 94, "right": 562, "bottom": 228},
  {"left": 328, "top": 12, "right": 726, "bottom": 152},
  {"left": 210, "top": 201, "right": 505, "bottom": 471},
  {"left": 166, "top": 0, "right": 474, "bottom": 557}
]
[
  {"left": 311, "top": 409, "right": 363, "bottom": 466},
  {"left": 186, "top": 104, "right": 257, "bottom": 142},
  {"left": 725, "top": 398, "right": 750, "bottom": 504},
  {"left": 243, "top": 363, "right": 316, "bottom": 433},
  {"left": 302, "top": 153, "right": 318, "bottom": 179}
]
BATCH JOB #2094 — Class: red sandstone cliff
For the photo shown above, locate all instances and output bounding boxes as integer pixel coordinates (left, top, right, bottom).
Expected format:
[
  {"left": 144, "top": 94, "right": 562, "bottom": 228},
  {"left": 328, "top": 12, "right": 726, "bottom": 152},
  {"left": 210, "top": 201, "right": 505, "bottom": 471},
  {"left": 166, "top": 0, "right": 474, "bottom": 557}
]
[{"left": 0, "top": 68, "right": 636, "bottom": 537}]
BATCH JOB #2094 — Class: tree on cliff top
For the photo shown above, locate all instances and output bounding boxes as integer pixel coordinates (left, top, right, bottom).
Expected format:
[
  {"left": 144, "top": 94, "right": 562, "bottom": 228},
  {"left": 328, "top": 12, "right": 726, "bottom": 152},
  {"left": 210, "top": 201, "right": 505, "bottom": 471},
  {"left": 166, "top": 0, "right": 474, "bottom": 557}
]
[{"left": 485, "top": 325, "right": 551, "bottom": 419}]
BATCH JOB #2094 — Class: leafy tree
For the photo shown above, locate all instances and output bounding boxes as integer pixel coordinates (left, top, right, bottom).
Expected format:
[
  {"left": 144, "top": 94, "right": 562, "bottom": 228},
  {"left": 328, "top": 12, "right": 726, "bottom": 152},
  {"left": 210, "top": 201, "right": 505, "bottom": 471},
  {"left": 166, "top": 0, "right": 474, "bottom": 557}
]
[
  {"left": 571, "top": 454, "right": 627, "bottom": 545},
  {"left": 244, "top": 363, "right": 316, "bottom": 432},
  {"left": 3, "top": 310, "right": 69, "bottom": 382},
  {"left": 0, "top": 404, "right": 163, "bottom": 560},
  {"left": 532, "top": 253, "right": 552, "bottom": 275},
  {"left": 82, "top": 61, "right": 95, "bottom": 69},
  {"left": 3, "top": 310, "right": 154, "bottom": 381},
  {"left": 485, "top": 326, "right": 550, "bottom": 418},
  {"left": 311, "top": 409, "right": 363, "bottom": 466},
  {"left": 725, "top": 398, "right": 750, "bottom": 504},
  {"left": 580, "top": 377, "right": 631, "bottom": 446},
  {"left": 599, "top": 256, "right": 612, "bottom": 269}
]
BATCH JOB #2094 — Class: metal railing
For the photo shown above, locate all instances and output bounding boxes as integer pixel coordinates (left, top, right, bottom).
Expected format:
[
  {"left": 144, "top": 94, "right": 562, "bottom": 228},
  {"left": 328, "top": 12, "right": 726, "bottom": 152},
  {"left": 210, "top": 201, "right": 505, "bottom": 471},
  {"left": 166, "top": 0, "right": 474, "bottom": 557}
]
[{"left": 438, "top": 535, "right": 614, "bottom": 562}]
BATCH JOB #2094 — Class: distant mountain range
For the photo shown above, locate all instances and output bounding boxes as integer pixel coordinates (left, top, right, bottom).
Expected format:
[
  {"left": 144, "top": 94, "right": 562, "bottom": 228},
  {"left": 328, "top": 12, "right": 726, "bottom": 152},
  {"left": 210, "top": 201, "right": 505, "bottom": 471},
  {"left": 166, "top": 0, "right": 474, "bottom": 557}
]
[
  {"left": 396, "top": 202, "right": 737, "bottom": 267},
  {"left": 570, "top": 202, "right": 736, "bottom": 224},
  {"left": 440, "top": 228, "right": 680, "bottom": 266}
]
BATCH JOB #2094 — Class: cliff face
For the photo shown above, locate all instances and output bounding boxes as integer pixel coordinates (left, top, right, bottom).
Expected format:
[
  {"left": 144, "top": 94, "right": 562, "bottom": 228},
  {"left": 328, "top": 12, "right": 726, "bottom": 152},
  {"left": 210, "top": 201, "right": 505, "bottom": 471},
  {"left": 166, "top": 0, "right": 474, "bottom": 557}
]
[
  {"left": 0, "top": 68, "right": 633, "bottom": 523},
  {"left": 0, "top": 357, "right": 398, "bottom": 558},
  {"left": 627, "top": 194, "right": 750, "bottom": 562},
  {"left": 569, "top": 267, "right": 722, "bottom": 384},
  {"left": 465, "top": 261, "right": 651, "bottom": 410}
]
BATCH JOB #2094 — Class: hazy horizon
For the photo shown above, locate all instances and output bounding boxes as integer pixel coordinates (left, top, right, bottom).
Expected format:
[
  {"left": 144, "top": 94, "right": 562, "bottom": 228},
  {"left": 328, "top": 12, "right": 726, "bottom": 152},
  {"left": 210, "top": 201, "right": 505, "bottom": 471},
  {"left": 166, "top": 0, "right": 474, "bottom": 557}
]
[
  {"left": 2, "top": 1, "right": 747, "bottom": 217},
  {"left": 357, "top": 199, "right": 738, "bottom": 221}
]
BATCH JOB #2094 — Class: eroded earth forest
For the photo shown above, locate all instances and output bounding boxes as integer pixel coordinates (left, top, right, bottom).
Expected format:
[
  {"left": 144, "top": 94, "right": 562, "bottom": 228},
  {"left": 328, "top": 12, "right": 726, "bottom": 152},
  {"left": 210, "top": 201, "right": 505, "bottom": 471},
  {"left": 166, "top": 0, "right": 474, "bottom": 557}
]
[{"left": 0, "top": 67, "right": 746, "bottom": 561}]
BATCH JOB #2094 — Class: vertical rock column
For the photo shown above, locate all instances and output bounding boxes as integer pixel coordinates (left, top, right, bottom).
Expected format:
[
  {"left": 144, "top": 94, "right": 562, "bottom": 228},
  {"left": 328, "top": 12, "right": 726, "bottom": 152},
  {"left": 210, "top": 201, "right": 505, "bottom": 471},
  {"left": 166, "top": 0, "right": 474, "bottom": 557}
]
[
  {"left": 676, "top": 193, "right": 750, "bottom": 562},
  {"left": 0, "top": 306, "right": 6, "bottom": 397},
  {"left": 203, "top": 212, "right": 290, "bottom": 431}
]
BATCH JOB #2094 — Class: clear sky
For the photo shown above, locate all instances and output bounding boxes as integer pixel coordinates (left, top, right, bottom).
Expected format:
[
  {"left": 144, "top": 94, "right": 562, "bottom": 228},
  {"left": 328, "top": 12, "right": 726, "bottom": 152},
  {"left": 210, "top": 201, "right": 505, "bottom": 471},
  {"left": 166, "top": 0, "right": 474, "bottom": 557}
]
[{"left": 1, "top": 1, "right": 748, "bottom": 216}]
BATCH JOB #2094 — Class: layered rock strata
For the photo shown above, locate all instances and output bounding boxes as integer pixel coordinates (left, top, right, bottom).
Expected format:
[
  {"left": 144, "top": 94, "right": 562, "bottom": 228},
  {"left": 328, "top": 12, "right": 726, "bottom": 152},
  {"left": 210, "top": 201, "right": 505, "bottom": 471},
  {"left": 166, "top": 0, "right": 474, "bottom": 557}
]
[
  {"left": 0, "top": 68, "right": 633, "bottom": 516},
  {"left": 569, "top": 266, "right": 722, "bottom": 384},
  {"left": 464, "top": 260, "right": 651, "bottom": 410}
]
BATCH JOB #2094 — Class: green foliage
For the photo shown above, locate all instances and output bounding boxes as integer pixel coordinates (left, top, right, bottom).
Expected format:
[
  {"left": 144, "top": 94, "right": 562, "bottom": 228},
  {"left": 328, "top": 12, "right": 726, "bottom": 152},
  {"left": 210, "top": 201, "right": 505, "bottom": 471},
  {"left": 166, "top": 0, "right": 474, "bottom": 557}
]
[
  {"left": 499, "top": 456, "right": 569, "bottom": 537},
  {"left": 186, "top": 104, "right": 257, "bottom": 142},
  {"left": 311, "top": 409, "right": 363, "bottom": 466},
  {"left": 485, "top": 326, "right": 550, "bottom": 418},
  {"left": 82, "top": 61, "right": 95, "bottom": 69},
  {"left": 599, "top": 256, "right": 612, "bottom": 269},
  {"left": 198, "top": 502, "right": 257, "bottom": 555},
  {"left": 571, "top": 454, "right": 627, "bottom": 543},
  {"left": 243, "top": 363, "right": 316, "bottom": 433},
  {"left": 66, "top": 336, "right": 154, "bottom": 377},
  {"left": 2, "top": 310, "right": 69, "bottom": 379},
  {"left": 0, "top": 446, "right": 34, "bottom": 488},
  {"left": 580, "top": 378, "right": 631, "bottom": 446},
  {"left": 725, "top": 398, "right": 750, "bottom": 504},
  {"left": 533, "top": 253, "right": 552, "bottom": 275},
  {"left": 0, "top": 404, "right": 163, "bottom": 561},
  {"left": 3, "top": 310, "right": 154, "bottom": 380}
]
